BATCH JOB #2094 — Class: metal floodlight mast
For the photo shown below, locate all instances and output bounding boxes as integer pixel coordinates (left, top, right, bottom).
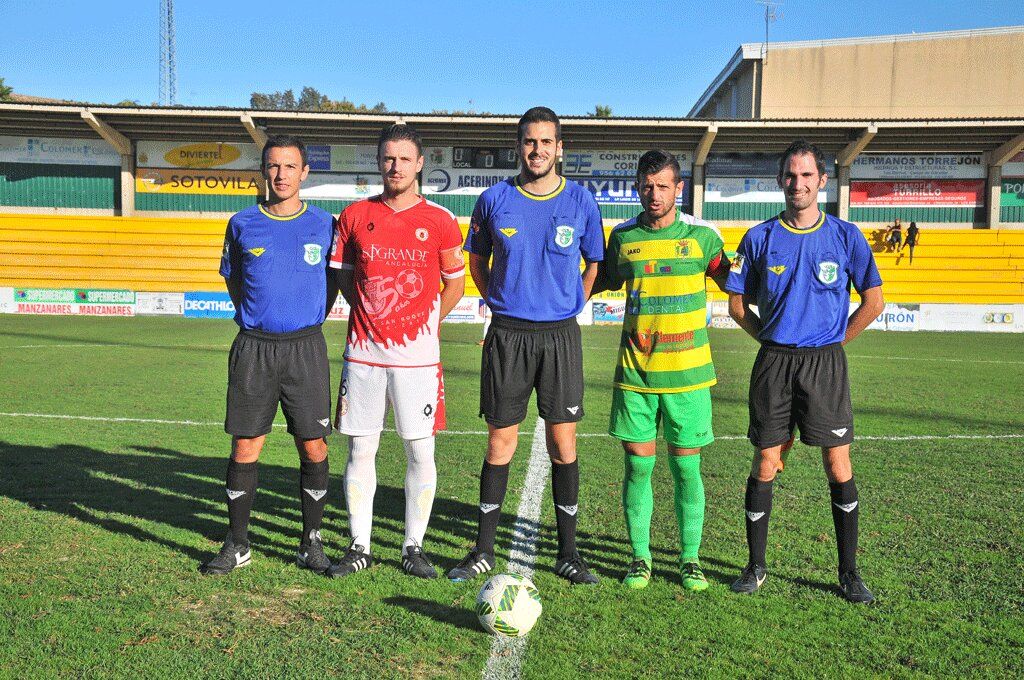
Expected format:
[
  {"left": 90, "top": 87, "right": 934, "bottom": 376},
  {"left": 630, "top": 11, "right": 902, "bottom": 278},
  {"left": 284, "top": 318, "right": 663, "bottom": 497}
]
[{"left": 159, "top": 0, "right": 177, "bottom": 106}]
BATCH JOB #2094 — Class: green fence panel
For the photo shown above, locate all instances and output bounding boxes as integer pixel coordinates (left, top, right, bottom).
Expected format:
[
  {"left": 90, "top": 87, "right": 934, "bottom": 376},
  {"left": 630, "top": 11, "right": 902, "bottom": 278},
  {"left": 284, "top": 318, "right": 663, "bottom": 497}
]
[
  {"left": 849, "top": 206, "right": 984, "bottom": 224},
  {"left": 704, "top": 202, "right": 837, "bottom": 222},
  {"left": 0, "top": 162, "right": 118, "bottom": 209},
  {"left": 135, "top": 193, "right": 258, "bottom": 212}
]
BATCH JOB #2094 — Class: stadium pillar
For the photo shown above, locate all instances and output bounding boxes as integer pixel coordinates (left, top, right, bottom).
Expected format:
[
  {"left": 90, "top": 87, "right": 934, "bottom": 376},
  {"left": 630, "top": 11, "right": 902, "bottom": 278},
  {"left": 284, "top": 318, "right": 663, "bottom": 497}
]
[
  {"left": 692, "top": 164, "right": 705, "bottom": 219},
  {"left": 837, "top": 164, "right": 851, "bottom": 221},
  {"left": 987, "top": 165, "right": 1002, "bottom": 230},
  {"left": 120, "top": 151, "right": 135, "bottom": 217}
]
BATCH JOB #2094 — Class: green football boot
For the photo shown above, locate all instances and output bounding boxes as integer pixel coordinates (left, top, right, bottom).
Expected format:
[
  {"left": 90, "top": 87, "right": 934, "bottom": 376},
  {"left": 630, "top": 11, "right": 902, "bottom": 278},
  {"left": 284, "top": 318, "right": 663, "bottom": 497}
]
[
  {"left": 622, "top": 558, "right": 652, "bottom": 589},
  {"left": 680, "top": 561, "right": 709, "bottom": 592}
]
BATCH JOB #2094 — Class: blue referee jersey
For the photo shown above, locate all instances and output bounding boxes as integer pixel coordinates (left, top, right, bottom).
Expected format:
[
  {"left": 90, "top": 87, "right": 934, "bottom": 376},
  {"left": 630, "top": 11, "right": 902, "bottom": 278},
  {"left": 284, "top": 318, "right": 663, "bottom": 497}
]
[
  {"left": 464, "top": 177, "right": 604, "bottom": 322},
  {"left": 725, "top": 212, "right": 882, "bottom": 347},
  {"left": 219, "top": 203, "right": 335, "bottom": 333}
]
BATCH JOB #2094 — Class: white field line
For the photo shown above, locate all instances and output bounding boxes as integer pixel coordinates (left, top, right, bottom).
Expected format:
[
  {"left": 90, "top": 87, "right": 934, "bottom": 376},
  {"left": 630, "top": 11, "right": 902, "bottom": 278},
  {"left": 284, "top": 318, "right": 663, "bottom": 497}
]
[
  {"left": 482, "top": 417, "right": 548, "bottom": 680},
  {"left": 1, "top": 412, "right": 1022, "bottom": 443}
]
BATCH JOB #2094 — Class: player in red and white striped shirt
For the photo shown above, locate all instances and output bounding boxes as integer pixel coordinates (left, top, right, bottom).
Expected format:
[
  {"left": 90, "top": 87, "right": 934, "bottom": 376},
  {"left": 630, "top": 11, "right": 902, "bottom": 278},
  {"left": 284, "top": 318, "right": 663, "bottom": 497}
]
[{"left": 327, "top": 124, "right": 465, "bottom": 579}]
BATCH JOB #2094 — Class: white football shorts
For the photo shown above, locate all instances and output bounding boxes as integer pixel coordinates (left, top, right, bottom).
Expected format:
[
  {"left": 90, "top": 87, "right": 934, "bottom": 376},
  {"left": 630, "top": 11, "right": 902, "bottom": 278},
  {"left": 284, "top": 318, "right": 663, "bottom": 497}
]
[{"left": 335, "top": 361, "right": 446, "bottom": 439}]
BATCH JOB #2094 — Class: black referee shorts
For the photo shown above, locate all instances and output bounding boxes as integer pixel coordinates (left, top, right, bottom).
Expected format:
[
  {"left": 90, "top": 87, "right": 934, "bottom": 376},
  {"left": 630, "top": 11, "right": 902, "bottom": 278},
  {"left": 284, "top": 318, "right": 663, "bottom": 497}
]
[
  {"left": 225, "top": 325, "right": 332, "bottom": 440},
  {"left": 747, "top": 342, "right": 854, "bottom": 449},
  {"left": 479, "top": 314, "right": 584, "bottom": 428}
]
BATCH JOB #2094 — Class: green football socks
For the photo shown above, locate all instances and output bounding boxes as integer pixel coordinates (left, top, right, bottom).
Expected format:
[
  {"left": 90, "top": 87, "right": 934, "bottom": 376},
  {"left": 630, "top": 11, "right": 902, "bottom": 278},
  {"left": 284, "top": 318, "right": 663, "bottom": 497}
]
[
  {"left": 623, "top": 453, "right": 656, "bottom": 561},
  {"left": 669, "top": 454, "right": 705, "bottom": 563}
]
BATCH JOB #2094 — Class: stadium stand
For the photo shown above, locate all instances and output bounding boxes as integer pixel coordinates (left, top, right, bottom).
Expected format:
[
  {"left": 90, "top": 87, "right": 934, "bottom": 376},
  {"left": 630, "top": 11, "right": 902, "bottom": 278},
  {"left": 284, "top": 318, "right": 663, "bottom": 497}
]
[{"left": 1, "top": 216, "right": 1020, "bottom": 304}]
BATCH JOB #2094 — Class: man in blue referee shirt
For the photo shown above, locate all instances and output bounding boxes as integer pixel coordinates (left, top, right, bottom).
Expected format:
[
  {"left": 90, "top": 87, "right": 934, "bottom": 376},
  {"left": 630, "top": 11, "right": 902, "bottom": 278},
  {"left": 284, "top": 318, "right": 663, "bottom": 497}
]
[
  {"left": 448, "top": 107, "right": 605, "bottom": 584},
  {"left": 200, "top": 136, "right": 338, "bottom": 576},
  {"left": 726, "top": 139, "right": 884, "bottom": 603}
]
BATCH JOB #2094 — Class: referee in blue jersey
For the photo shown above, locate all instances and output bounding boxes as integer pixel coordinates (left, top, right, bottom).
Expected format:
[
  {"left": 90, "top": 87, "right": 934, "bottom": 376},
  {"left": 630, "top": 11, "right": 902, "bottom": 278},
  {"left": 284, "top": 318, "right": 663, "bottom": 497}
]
[
  {"left": 448, "top": 107, "right": 605, "bottom": 584},
  {"left": 200, "top": 136, "right": 338, "bottom": 576},
  {"left": 726, "top": 140, "right": 884, "bottom": 603}
]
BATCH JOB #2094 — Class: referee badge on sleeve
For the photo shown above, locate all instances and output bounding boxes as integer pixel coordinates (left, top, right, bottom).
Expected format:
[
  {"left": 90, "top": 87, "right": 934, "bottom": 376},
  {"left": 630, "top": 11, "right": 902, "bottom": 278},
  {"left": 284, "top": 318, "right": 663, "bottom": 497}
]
[
  {"left": 730, "top": 254, "right": 745, "bottom": 274},
  {"left": 304, "top": 243, "right": 323, "bottom": 265}
]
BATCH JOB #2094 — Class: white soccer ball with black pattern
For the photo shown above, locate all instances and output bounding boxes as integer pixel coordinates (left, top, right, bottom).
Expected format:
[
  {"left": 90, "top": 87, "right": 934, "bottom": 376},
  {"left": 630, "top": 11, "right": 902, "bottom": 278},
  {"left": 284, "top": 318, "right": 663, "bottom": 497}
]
[{"left": 475, "top": 573, "right": 542, "bottom": 637}]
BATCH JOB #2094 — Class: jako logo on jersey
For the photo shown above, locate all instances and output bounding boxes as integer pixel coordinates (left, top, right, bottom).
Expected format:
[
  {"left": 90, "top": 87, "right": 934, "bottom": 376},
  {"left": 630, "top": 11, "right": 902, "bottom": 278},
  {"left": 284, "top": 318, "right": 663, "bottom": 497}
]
[
  {"left": 555, "top": 225, "right": 574, "bottom": 247},
  {"left": 746, "top": 510, "right": 765, "bottom": 522},
  {"left": 303, "top": 244, "right": 322, "bottom": 265},
  {"left": 818, "top": 261, "right": 839, "bottom": 284},
  {"left": 768, "top": 265, "right": 786, "bottom": 275},
  {"left": 730, "top": 254, "right": 744, "bottom": 274},
  {"left": 415, "top": 228, "right": 428, "bottom": 242},
  {"left": 247, "top": 247, "right": 265, "bottom": 257},
  {"left": 831, "top": 427, "right": 848, "bottom": 437},
  {"left": 500, "top": 228, "right": 517, "bottom": 238},
  {"left": 480, "top": 503, "right": 500, "bottom": 514}
]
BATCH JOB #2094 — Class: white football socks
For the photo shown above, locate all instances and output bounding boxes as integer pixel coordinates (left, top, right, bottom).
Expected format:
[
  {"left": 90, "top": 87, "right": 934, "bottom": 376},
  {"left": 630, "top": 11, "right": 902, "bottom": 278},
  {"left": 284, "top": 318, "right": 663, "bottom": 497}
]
[
  {"left": 345, "top": 433, "right": 380, "bottom": 553},
  {"left": 402, "top": 436, "right": 437, "bottom": 554}
]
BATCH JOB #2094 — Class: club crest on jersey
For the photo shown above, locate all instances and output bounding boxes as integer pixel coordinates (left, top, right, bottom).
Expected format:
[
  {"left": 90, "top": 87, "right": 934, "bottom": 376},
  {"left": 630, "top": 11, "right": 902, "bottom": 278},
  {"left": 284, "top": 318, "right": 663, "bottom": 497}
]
[
  {"left": 555, "top": 225, "right": 574, "bottom": 247},
  {"left": 730, "top": 254, "right": 744, "bottom": 274},
  {"left": 817, "top": 261, "right": 839, "bottom": 284},
  {"left": 675, "top": 240, "right": 691, "bottom": 257},
  {"left": 415, "top": 227, "right": 428, "bottom": 242},
  {"left": 303, "top": 243, "right": 322, "bottom": 265}
]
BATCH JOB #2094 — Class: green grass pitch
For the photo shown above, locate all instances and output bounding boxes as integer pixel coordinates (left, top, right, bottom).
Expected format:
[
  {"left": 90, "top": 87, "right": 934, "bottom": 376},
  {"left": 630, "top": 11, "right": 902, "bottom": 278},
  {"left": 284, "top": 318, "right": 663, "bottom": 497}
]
[{"left": 1, "top": 316, "right": 1022, "bottom": 678}]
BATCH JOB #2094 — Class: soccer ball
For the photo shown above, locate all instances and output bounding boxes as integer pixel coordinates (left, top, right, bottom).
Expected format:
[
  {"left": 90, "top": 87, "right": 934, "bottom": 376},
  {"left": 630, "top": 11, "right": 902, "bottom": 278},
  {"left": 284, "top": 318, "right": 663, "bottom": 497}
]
[
  {"left": 475, "top": 573, "right": 542, "bottom": 637},
  {"left": 394, "top": 269, "right": 424, "bottom": 299}
]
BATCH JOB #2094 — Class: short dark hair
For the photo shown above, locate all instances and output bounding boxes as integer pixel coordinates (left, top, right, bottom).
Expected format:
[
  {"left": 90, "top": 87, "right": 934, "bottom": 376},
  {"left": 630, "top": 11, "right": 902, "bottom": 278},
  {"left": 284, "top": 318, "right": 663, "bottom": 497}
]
[
  {"left": 778, "top": 139, "right": 827, "bottom": 177},
  {"left": 261, "top": 135, "right": 307, "bottom": 169},
  {"left": 517, "top": 106, "right": 561, "bottom": 142},
  {"left": 377, "top": 123, "right": 423, "bottom": 158},
  {"left": 636, "top": 149, "right": 682, "bottom": 184}
]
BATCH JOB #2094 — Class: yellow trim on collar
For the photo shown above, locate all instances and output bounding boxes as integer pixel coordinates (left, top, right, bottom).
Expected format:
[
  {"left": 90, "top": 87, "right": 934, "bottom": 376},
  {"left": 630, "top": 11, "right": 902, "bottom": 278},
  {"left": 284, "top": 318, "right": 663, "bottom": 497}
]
[
  {"left": 515, "top": 176, "right": 565, "bottom": 201},
  {"left": 778, "top": 210, "right": 825, "bottom": 234},
  {"left": 258, "top": 202, "right": 308, "bottom": 221}
]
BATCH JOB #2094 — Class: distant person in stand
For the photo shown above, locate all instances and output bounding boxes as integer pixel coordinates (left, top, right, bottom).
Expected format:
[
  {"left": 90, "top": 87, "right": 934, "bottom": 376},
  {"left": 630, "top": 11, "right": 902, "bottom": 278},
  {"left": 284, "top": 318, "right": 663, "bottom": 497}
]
[{"left": 901, "top": 221, "right": 920, "bottom": 264}]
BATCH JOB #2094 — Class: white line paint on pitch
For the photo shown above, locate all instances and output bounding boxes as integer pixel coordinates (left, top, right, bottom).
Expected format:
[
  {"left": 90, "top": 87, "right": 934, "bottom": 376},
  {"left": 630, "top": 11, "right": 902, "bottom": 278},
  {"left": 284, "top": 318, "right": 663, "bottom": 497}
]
[
  {"left": 1, "top": 411, "right": 1022, "bottom": 444},
  {"left": 481, "top": 416, "right": 548, "bottom": 680}
]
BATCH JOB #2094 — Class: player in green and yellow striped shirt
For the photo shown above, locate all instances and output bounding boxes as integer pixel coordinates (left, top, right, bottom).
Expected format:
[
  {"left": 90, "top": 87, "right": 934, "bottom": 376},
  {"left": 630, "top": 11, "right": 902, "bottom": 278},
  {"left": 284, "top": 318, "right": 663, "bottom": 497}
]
[{"left": 599, "top": 150, "right": 731, "bottom": 591}]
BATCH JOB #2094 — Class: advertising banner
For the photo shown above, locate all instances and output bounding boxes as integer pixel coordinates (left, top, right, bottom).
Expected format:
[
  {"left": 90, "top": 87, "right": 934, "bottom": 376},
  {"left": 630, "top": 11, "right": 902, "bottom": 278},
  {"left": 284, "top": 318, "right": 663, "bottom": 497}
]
[
  {"left": 709, "top": 299, "right": 739, "bottom": 329},
  {"left": 562, "top": 150, "right": 693, "bottom": 177},
  {"left": 1002, "top": 178, "right": 1024, "bottom": 207},
  {"left": 10, "top": 288, "right": 135, "bottom": 316},
  {"left": 0, "top": 134, "right": 120, "bottom": 166},
  {"left": 421, "top": 167, "right": 515, "bottom": 194},
  {"left": 136, "top": 168, "right": 262, "bottom": 195},
  {"left": 136, "top": 292, "right": 185, "bottom": 316},
  {"left": 0, "top": 287, "right": 13, "bottom": 314},
  {"left": 137, "top": 141, "right": 261, "bottom": 170},
  {"left": 300, "top": 173, "right": 384, "bottom": 200},
  {"left": 445, "top": 296, "right": 484, "bottom": 323},
  {"left": 866, "top": 303, "right": 921, "bottom": 331},
  {"left": 705, "top": 177, "right": 837, "bottom": 203},
  {"left": 850, "top": 180, "right": 985, "bottom": 207},
  {"left": 919, "top": 304, "right": 1024, "bottom": 333},
  {"left": 1004, "top": 151, "right": 1024, "bottom": 178},
  {"left": 707, "top": 153, "right": 835, "bottom": 177},
  {"left": 183, "top": 292, "right": 235, "bottom": 319},
  {"left": 851, "top": 153, "right": 986, "bottom": 180},
  {"left": 570, "top": 176, "right": 689, "bottom": 205},
  {"left": 305, "top": 144, "right": 379, "bottom": 173},
  {"left": 327, "top": 297, "right": 351, "bottom": 321},
  {"left": 592, "top": 300, "right": 626, "bottom": 325}
]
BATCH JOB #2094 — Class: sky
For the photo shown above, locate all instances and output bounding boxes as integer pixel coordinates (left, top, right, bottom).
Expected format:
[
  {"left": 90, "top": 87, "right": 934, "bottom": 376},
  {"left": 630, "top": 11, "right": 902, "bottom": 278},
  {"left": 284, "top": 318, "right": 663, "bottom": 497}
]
[{"left": 1, "top": 0, "right": 1021, "bottom": 117}]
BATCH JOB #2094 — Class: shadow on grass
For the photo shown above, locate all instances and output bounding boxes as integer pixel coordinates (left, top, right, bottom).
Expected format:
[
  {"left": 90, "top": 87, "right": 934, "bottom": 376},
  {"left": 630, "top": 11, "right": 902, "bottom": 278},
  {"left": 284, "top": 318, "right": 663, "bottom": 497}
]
[{"left": 382, "top": 596, "right": 482, "bottom": 633}]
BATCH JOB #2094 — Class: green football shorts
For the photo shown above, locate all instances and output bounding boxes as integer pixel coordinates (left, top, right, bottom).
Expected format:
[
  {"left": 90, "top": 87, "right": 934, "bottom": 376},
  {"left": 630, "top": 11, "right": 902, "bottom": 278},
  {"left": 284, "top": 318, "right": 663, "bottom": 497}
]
[{"left": 609, "top": 387, "right": 714, "bottom": 449}]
